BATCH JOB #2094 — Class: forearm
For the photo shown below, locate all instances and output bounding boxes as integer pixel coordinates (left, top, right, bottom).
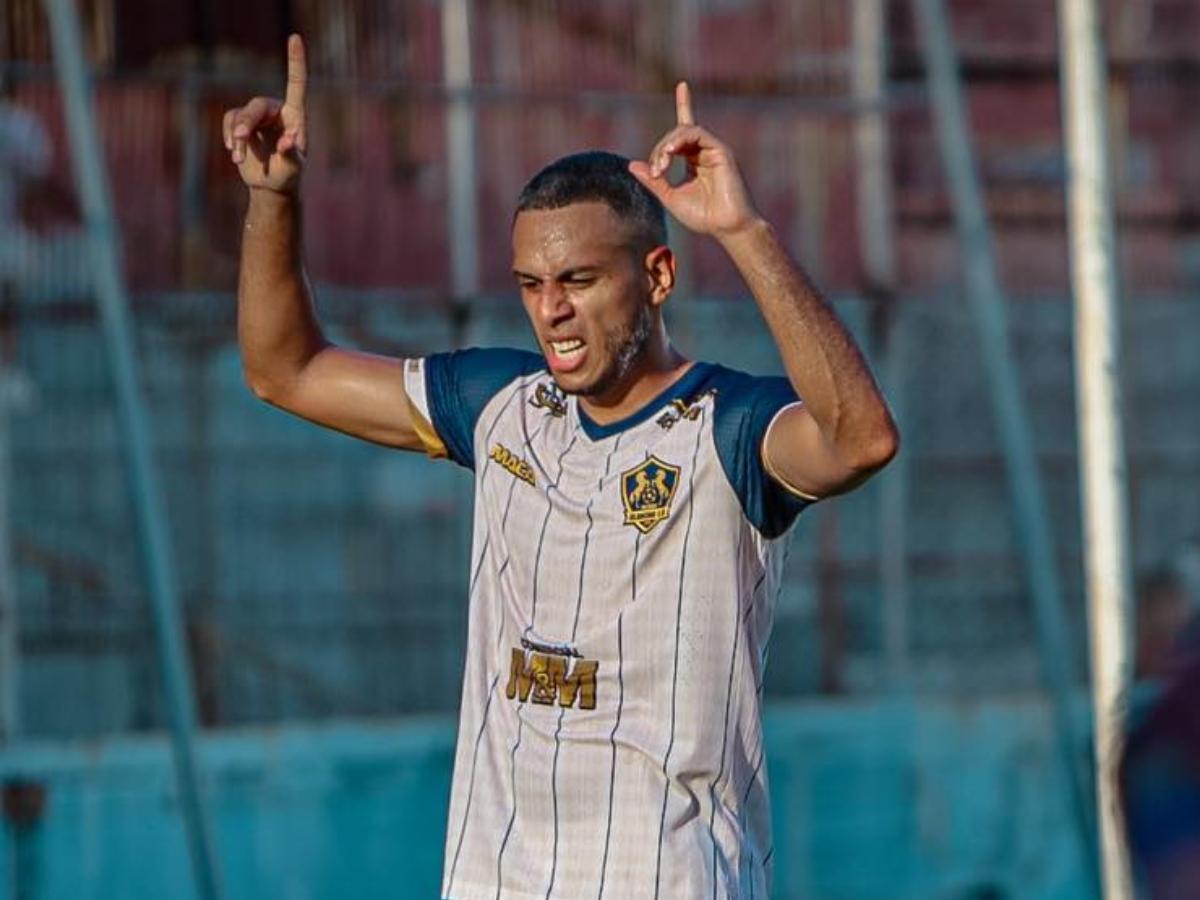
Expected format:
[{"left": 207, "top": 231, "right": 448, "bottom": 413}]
[
  {"left": 719, "top": 218, "right": 896, "bottom": 463},
  {"left": 237, "top": 189, "right": 327, "bottom": 399}
]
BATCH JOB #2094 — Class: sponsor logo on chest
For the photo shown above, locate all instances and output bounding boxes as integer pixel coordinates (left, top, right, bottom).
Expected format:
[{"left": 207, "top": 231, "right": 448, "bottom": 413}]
[
  {"left": 505, "top": 638, "right": 599, "bottom": 709},
  {"left": 489, "top": 442, "right": 537, "bottom": 486}
]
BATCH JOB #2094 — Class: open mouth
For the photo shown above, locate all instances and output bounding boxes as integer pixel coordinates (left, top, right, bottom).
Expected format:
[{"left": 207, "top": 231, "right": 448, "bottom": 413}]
[
  {"left": 550, "top": 338, "right": 584, "bottom": 358},
  {"left": 547, "top": 338, "right": 587, "bottom": 372}
]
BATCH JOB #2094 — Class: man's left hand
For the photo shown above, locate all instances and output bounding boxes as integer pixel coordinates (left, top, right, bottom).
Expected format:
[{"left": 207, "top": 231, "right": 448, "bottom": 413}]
[{"left": 629, "top": 82, "right": 759, "bottom": 239}]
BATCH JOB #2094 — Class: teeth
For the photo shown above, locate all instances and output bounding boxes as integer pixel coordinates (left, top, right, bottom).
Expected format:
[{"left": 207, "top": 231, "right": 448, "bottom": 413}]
[{"left": 551, "top": 339, "right": 585, "bottom": 357}]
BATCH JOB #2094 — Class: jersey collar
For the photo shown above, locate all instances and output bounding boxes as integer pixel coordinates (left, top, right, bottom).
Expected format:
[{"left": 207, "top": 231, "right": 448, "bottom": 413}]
[{"left": 575, "top": 362, "right": 711, "bottom": 441}]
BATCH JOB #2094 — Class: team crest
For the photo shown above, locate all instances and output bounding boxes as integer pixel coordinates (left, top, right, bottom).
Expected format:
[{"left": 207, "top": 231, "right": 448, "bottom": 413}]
[{"left": 620, "top": 456, "right": 682, "bottom": 534}]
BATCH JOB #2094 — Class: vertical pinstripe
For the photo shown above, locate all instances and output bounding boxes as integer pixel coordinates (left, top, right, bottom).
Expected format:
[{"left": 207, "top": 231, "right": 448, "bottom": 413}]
[
  {"left": 742, "top": 746, "right": 766, "bottom": 809},
  {"left": 596, "top": 530, "right": 638, "bottom": 900},
  {"left": 710, "top": 526, "right": 747, "bottom": 899},
  {"left": 525, "top": 433, "right": 581, "bottom": 636},
  {"left": 735, "top": 562, "right": 771, "bottom": 900},
  {"left": 495, "top": 714, "right": 526, "bottom": 900},
  {"left": 495, "top": 434, "right": 580, "bottom": 893},
  {"left": 446, "top": 473, "right": 522, "bottom": 895},
  {"left": 755, "top": 541, "right": 791, "bottom": 698},
  {"left": 544, "top": 707, "right": 567, "bottom": 900},
  {"left": 545, "top": 434, "right": 621, "bottom": 900},
  {"left": 478, "top": 373, "right": 545, "bottom": 477},
  {"left": 652, "top": 411, "right": 708, "bottom": 897},
  {"left": 446, "top": 412, "right": 552, "bottom": 897}
]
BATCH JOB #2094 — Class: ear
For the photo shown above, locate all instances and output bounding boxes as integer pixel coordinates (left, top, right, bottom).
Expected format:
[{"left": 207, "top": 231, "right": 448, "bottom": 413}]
[{"left": 643, "top": 245, "right": 675, "bottom": 307}]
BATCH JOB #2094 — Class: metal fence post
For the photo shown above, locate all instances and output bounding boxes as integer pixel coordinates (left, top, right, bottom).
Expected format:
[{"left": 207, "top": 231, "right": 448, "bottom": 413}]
[
  {"left": 1057, "top": 0, "right": 1135, "bottom": 895},
  {"left": 443, "top": 0, "right": 480, "bottom": 304},
  {"left": 911, "top": 0, "right": 1099, "bottom": 885},
  {"left": 40, "top": 1, "right": 223, "bottom": 897}
]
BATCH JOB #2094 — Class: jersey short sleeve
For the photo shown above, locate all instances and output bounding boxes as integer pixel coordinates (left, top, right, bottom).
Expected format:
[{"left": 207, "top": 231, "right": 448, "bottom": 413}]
[
  {"left": 403, "top": 347, "right": 543, "bottom": 469},
  {"left": 709, "top": 365, "right": 814, "bottom": 539}
]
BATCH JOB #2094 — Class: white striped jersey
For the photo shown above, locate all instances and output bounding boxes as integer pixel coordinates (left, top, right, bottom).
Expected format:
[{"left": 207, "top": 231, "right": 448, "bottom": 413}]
[{"left": 402, "top": 348, "right": 812, "bottom": 900}]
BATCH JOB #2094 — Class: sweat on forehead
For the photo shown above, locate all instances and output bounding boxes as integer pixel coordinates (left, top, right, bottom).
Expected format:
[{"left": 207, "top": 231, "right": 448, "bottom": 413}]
[{"left": 514, "top": 150, "right": 668, "bottom": 249}]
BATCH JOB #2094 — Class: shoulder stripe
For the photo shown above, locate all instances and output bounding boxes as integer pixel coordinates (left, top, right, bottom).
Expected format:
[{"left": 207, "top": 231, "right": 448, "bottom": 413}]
[
  {"left": 402, "top": 358, "right": 448, "bottom": 458},
  {"left": 405, "top": 391, "right": 448, "bottom": 458}
]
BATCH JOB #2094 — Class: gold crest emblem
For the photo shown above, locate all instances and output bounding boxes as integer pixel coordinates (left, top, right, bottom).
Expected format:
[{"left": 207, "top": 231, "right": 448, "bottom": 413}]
[{"left": 620, "top": 455, "right": 682, "bottom": 534}]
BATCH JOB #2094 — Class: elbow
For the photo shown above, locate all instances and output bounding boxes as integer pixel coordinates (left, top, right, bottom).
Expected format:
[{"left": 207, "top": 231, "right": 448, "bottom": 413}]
[
  {"left": 848, "top": 416, "right": 900, "bottom": 475},
  {"left": 240, "top": 340, "right": 328, "bottom": 407},
  {"left": 870, "top": 426, "right": 901, "bottom": 471},
  {"left": 242, "top": 367, "right": 287, "bottom": 406}
]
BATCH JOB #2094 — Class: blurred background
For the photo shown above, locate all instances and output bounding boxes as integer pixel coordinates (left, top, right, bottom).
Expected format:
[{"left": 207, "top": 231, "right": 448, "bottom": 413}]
[{"left": 0, "top": 0, "right": 1198, "bottom": 897}]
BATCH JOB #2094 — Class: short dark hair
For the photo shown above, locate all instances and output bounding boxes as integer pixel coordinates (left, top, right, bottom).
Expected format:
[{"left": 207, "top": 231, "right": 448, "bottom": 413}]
[{"left": 514, "top": 151, "right": 667, "bottom": 251}]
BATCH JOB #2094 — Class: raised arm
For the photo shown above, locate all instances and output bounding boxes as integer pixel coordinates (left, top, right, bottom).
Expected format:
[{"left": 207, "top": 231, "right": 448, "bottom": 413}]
[
  {"left": 629, "top": 83, "right": 898, "bottom": 498},
  {"left": 224, "top": 34, "right": 424, "bottom": 450}
]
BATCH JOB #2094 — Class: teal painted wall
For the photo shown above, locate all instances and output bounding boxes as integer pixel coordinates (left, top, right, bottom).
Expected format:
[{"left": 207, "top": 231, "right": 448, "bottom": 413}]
[{"left": 0, "top": 699, "right": 1091, "bottom": 900}]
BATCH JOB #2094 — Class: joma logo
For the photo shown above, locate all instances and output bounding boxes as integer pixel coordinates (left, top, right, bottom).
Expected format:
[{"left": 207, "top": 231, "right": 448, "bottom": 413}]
[{"left": 489, "top": 443, "right": 536, "bottom": 486}]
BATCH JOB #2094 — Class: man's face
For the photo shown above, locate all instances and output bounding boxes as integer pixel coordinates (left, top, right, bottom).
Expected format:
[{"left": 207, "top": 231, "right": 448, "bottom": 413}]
[{"left": 512, "top": 202, "right": 658, "bottom": 399}]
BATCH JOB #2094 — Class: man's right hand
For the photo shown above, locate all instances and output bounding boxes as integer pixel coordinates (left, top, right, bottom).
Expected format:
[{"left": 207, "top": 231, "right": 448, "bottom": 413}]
[{"left": 222, "top": 34, "right": 308, "bottom": 194}]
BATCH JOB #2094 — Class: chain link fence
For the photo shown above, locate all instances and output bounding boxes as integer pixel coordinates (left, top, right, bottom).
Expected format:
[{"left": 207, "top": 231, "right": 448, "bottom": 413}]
[{"left": 7, "top": 282, "right": 1198, "bottom": 736}]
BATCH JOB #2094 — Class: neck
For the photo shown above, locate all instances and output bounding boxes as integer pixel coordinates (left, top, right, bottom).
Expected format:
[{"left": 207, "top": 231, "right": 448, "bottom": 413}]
[{"left": 578, "top": 333, "right": 691, "bottom": 426}]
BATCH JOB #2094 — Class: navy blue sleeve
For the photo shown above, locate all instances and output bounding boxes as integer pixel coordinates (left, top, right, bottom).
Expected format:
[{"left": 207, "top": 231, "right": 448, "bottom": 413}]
[
  {"left": 710, "top": 367, "right": 813, "bottom": 539},
  {"left": 424, "top": 347, "right": 544, "bottom": 469}
]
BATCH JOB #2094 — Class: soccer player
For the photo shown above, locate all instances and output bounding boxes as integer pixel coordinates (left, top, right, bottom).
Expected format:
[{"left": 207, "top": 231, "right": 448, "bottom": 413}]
[{"left": 226, "top": 34, "right": 898, "bottom": 899}]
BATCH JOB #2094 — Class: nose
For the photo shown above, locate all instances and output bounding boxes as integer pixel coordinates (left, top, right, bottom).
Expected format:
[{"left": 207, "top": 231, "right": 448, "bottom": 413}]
[{"left": 534, "top": 283, "right": 573, "bottom": 326}]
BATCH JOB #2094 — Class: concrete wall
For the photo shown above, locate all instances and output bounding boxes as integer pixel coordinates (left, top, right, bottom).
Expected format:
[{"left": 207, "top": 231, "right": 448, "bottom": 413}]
[{"left": 0, "top": 699, "right": 1091, "bottom": 900}]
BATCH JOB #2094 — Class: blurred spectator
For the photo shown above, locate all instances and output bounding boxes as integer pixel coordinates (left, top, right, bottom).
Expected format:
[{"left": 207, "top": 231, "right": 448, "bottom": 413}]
[
  {"left": 0, "top": 73, "right": 51, "bottom": 230},
  {"left": 1122, "top": 565, "right": 1200, "bottom": 899},
  {"left": 0, "top": 72, "right": 88, "bottom": 306},
  {"left": 0, "top": 71, "right": 52, "bottom": 306},
  {"left": 1134, "top": 567, "right": 1195, "bottom": 681}
]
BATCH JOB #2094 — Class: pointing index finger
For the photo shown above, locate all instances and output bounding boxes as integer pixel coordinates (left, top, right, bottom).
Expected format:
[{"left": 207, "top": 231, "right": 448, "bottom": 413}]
[
  {"left": 284, "top": 33, "right": 307, "bottom": 112},
  {"left": 675, "top": 81, "right": 694, "bottom": 126}
]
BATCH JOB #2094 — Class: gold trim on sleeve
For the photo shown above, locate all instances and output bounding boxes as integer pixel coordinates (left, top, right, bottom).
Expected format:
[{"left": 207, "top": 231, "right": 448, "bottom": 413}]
[
  {"left": 762, "top": 402, "right": 821, "bottom": 502},
  {"left": 402, "top": 381, "right": 448, "bottom": 459}
]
